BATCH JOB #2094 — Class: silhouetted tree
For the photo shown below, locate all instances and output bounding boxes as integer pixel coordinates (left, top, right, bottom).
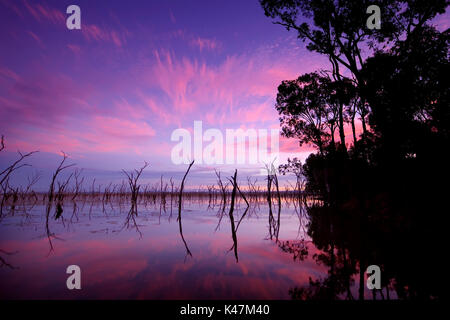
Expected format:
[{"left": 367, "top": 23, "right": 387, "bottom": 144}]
[
  {"left": 262, "top": 0, "right": 448, "bottom": 148},
  {"left": 261, "top": 0, "right": 447, "bottom": 85},
  {"left": 263, "top": 0, "right": 449, "bottom": 300},
  {"left": 276, "top": 72, "right": 331, "bottom": 153},
  {"left": 361, "top": 26, "right": 450, "bottom": 165}
]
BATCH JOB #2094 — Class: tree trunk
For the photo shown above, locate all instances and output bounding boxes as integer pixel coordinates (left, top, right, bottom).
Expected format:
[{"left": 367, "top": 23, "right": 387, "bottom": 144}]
[
  {"left": 361, "top": 114, "right": 367, "bottom": 137},
  {"left": 351, "top": 115, "right": 357, "bottom": 146},
  {"left": 330, "top": 126, "right": 336, "bottom": 150},
  {"left": 339, "top": 103, "right": 346, "bottom": 151}
]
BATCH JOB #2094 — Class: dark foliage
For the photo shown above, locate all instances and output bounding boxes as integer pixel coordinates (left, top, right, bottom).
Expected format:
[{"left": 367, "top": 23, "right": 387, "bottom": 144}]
[{"left": 262, "top": 0, "right": 449, "bottom": 299}]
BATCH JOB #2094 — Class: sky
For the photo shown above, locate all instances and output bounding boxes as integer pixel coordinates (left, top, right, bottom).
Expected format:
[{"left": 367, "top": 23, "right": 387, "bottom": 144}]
[{"left": 0, "top": 0, "right": 448, "bottom": 190}]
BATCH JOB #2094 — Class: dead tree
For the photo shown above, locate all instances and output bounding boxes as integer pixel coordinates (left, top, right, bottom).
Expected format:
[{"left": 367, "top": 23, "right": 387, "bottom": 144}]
[
  {"left": 177, "top": 160, "right": 194, "bottom": 258},
  {"left": 234, "top": 179, "right": 250, "bottom": 233},
  {"left": 45, "top": 152, "right": 75, "bottom": 252},
  {"left": 272, "top": 169, "right": 282, "bottom": 242},
  {"left": 265, "top": 165, "right": 275, "bottom": 239},
  {"left": 214, "top": 169, "right": 229, "bottom": 231},
  {"left": 122, "top": 162, "right": 149, "bottom": 235},
  {"left": 71, "top": 169, "right": 84, "bottom": 201},
  {"left": 0, "top": 135, "right": 38, "bottom": 218},
  {"left": 227, "top": 170, "right": 239, "bottom": 262},
  {"left": 0, "top": 249, "right": 18, "bottom": 269}
]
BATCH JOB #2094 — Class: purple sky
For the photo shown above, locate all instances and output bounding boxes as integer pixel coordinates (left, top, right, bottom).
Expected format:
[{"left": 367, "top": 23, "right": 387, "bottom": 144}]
[{"left": 0, "top": 0, "right": 448, "bottom": 190}]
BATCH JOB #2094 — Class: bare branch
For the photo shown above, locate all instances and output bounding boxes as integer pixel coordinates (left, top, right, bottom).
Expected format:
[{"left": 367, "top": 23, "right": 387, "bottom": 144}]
[
  {"left": 177, "top": 160, "right": 194, "bottom": 258},
  {"left": 0, "top": 150, "right": 38, "bottom": 185}
]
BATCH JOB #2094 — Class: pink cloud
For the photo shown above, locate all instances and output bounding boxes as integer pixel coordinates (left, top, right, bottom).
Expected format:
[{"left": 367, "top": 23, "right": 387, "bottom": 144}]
[
  {"left": 67, "top": 44, "right": 82, "bottom": 56},
  {"left": 190, "top": 37, "right": 221, "bottom": 51},
  {"left": 27, "top": 30, "right": 43, "bottom": 46},
  {"left": 0, "top": 72, "right": 93, "bottom": 130},
  {"left": 279, "top": 136, "right": 316, "bottom": 154},
  {"left": 23, "top": 0, "right": 65, "bottom": 24},
  {"left": 235, "top": 100, "right": 277, "bottom": 123},
  {"left": 82, "top": 24, "right": 128, "bottom": 47},
  {"left": 0, "top": 14, "right": 329, "bottom": 163},
  {"left": 0, "top": 0, "right": 24, "bottom": 18},
  {"left": 169, "top": 10, "right": 176, "bottom": 24},
  {"left": 150, "top": 50, "right": 198, "bottom": 112},
  {"left": 93, "top": 116, "right": 155, "bottom": 141},
  {"left": 144, "top": 46, "right": 324, "bottom": 130},
  {"left": 5, "top": 115, "right": 157, "bottom": 155},
  {"left": 0, "top": 67, "right": 20, "bottom": 82},
  {"left": 137, "top": 94, "right": 181, "bottom": 126},
  {"left": 0, "top": 67, "right": 157, "bottom": 155},
  {"left": 20, "top": 0, "right": 129, "bottom": 48}
]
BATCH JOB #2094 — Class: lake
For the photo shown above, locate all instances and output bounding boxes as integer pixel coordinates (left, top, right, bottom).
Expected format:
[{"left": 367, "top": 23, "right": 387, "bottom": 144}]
[{"left": 0, "top": 195, "right": 383, "bottom": 299}]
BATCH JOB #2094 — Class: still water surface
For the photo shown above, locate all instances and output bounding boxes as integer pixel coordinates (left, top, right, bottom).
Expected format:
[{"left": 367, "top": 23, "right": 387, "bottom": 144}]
[{"left": 0, "top": 197, "right": 374, "bottom": 299}]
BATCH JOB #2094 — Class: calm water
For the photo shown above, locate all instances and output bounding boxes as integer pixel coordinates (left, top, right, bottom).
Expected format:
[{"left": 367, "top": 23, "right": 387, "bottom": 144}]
[{"left": 0, "top": 197, "right": 375, "bottom": 299}]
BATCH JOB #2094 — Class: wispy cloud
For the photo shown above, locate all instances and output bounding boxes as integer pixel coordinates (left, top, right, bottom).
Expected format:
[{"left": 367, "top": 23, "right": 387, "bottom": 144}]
[
  {"left": 82, "top": 23, "right": 129, "bottom": 47},
  {"left": 27, "top": 30, "right": 44, "bottom": 47},
  {"left": 17, "top": 0, "right": 129, "bottom": 47},
  {"left": 144, "top": 43, "right": 324, "bottom": 126},
  {"left": 67, "top": 43, "right": 82, "bottom": 55},
  {"left": 190, "top": 37, "right": 221, "bottom": 52},
  {"left": 0, "top": 67, "right": 20, "bottom": 82},
  {"left": 22, "top": 0, "right": 65, "bottom": 24},
  {"left": 169, "top": 9, "right": 176, "bottom": 24}
]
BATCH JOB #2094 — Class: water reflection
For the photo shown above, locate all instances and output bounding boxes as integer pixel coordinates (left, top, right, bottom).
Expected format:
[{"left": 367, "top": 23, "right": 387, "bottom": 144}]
[
  {"left": 176, "top": 161, "right": 194, "bottom": 259},
  {"left": 0, "top": 190, "right": 438, "bottom": 300},
  {"left": 0, "top": 194, "right": 316, "bottom": 299}
]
